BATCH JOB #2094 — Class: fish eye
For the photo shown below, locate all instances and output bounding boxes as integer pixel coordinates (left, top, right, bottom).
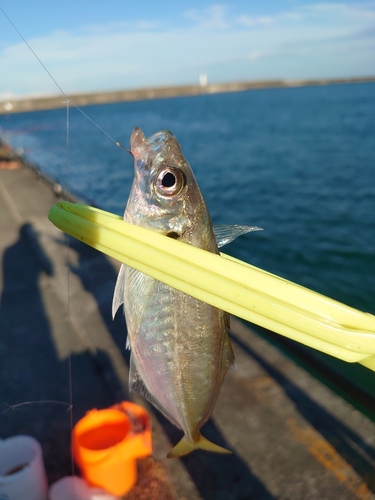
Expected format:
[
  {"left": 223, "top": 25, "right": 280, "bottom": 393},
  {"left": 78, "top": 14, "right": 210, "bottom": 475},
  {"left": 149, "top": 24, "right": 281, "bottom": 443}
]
[
  {"left": 162, "top": 172, "right": 176, "bottom": 188},
  {"left": 155, "top": 167, "right": 185, "bottom": 196}
]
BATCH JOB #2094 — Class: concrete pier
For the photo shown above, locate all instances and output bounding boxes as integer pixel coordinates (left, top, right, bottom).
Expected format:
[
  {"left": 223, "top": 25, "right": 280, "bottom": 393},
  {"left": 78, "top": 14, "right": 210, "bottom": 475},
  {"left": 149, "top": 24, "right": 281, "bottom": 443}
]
[
  {"left": 0, "top": 162, "right": 374, "bottom": 499},
  {"left": 1, "top": 76, "right": 375, "bottom": 115}
]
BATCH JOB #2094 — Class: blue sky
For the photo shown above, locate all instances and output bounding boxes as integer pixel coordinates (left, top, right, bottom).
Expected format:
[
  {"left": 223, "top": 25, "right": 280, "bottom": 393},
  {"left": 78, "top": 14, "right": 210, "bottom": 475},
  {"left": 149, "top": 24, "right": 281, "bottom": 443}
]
[{"left": 0, "top": 1, "right": 374, "bottom": 99}]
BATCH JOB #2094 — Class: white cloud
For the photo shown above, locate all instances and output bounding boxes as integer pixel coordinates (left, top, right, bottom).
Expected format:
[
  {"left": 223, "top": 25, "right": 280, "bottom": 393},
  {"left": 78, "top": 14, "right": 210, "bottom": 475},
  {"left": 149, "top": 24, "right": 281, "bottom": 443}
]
[
  {"left": 81, "top": 19, "right": 159, "bottom": 35},
  {"left": 247, "top": 50, "right": 269, "bottom": 61},
  {"left": 1, "top": 2, "right": 374, "bottom": 97},
  {"left": 237, "top": 15, "right": 275, "bottom": 27},
  {"left": 184, "top": 4, "right": 230, "bottom": 29},
  {"left": 300, "top": 2, "right": 375, "bottom": 20}
]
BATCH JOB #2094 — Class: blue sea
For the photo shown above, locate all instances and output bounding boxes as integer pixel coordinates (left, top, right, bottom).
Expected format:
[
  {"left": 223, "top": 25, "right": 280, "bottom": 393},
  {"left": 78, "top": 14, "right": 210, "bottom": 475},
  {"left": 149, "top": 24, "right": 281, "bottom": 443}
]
[{"left": 1, "top": 82, "right": 374, "bottom": 318}]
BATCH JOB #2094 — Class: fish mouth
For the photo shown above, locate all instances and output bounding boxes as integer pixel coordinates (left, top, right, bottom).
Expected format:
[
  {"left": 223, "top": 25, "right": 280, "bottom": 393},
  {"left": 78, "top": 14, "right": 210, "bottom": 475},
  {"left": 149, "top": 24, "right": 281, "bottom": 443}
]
[{"left": 166, "top": 231, "right": 180, "bottom": 239}]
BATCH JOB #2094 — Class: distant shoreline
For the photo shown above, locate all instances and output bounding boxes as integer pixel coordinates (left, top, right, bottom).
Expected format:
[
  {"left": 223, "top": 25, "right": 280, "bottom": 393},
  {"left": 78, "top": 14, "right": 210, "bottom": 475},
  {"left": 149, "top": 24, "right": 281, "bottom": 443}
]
[{"left": 1, "top": 76, "right": 375, "bottom": 115}]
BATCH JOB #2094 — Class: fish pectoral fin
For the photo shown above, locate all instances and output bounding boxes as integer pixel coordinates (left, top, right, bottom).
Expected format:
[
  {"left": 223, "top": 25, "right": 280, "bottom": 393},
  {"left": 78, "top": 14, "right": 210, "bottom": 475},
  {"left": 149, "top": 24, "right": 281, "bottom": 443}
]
[
  {"left": 167, "top": 433, "right": 232, "bottom": 458},
  {"left": 213, "top": 224, "right": 263, "bottom": 248},
  {"left": 112, "top": 264, "right": 125, "bottom": 319},
  {"left": 124, "top": 268, "right": 156, "bottom": 341}
]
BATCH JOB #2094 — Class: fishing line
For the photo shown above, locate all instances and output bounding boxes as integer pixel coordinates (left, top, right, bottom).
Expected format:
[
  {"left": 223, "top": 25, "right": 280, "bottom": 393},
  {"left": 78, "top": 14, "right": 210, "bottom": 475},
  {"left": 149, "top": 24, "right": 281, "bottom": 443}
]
[
  {"left": 0, "top": 5, "right": 129, "bottom": 151},
  {"left": 0, "top": 11, "right": 131, "bottom": 464},
  {"left": 65, "top": 99, "right": 75, "bottom": 477},
  {"left": 0, "top": 401, "right": 72, "bottom": 416},
  {"left": 0, "top": 5, "right": 108, "bottom": 480}
]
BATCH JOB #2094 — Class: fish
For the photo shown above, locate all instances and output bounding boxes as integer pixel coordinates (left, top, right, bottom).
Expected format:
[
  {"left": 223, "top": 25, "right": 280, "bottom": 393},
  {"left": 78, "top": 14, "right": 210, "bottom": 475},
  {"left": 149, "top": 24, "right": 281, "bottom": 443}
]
[{"left": 112, "top": 127, "right": 261, "bottom": 458}]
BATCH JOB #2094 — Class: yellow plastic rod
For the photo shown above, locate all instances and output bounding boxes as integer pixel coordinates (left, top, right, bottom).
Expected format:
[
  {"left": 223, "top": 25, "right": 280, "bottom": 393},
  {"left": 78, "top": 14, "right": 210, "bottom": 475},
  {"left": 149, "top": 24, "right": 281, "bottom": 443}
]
[{"left": 48, "top": 202, "right": 375, "bottom": 370}]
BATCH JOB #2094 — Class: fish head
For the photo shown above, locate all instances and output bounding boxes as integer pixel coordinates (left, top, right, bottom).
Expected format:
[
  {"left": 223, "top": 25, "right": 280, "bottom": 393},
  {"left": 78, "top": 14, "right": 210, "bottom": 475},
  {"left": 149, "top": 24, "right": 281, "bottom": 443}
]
[{"left": 126, "top": 127, "right": 216, "bottom": 250}]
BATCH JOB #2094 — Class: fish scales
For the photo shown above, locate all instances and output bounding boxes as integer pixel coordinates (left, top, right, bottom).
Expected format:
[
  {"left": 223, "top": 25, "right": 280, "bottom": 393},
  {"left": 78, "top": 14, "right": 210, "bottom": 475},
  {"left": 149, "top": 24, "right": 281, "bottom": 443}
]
[
  {"left": 113, "top": 127, "right": 260, "bottom": 457},
  {"left": 130, "top": 277, "right": 225, "bottom": 438}
]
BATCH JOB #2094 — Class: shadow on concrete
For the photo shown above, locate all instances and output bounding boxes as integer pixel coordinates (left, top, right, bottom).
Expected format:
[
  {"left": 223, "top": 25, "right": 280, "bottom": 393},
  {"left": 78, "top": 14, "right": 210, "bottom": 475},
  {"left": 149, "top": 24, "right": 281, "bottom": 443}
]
[
  {"left": 68, "top": 236, "right": 129, "bottom": 355},
  {"left": 181, "top": 418, "right": 276, "bottom": 500},
  {"left": 0, "top": 224, "right": 114, "bottom": 484},
  {"left": 69, "top": 237, "right": 276, "bottom": 500},
  {"left": 230, "top": 331, "right": 375, "bottom": 493},
  {"left": 6, "top": 223, "right": 374, "bottom": 496},
  {"left": 68, "top": 236, "right": 130, "bottom": 403}
]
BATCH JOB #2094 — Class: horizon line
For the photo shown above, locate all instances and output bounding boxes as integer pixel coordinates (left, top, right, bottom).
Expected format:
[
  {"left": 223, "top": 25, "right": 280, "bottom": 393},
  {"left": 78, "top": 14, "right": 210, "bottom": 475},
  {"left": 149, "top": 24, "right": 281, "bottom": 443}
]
[{"left": 1, "top": 75, "right": 375, "bottom": 115}]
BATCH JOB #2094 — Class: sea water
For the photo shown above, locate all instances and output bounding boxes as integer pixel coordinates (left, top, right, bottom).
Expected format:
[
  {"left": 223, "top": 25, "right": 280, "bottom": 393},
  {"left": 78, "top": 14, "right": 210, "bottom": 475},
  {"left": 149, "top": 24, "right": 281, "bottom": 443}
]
[{"left": 1, "top": 82, "right": 374, "bottom": 317}]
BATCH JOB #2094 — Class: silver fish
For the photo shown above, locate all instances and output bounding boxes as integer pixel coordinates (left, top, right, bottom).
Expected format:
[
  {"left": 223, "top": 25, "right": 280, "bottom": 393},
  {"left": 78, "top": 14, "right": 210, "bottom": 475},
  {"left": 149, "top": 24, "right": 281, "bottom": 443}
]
[{"left": 113, "top": 127, "right": 261, "bottom": 457}]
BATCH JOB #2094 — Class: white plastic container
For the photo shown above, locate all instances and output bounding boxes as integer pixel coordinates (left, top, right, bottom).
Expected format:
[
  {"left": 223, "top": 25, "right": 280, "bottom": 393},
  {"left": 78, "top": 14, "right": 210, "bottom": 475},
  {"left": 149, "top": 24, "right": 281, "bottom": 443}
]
[
  {"left": 0, "top": 435, "right": 48, "bottom": 500},
  {"left": 49, "top": 476, "right": 119, "bottom": 500}
]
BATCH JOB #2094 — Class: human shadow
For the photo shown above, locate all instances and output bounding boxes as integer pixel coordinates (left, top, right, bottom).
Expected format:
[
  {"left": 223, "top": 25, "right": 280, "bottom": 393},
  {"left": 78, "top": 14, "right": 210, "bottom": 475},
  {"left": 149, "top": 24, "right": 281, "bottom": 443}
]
[
  {"left": 230, "top": 330, "right": 375, "bottom": 493},
  {"left": 0, "top": 224, "right": 57, "bottom": 411},
  {"left": 68, "top": 236, "right": 128, "bottom": 356},
  {"left": 0, "top": 224, "right": 115, "bottom": 484},
  {"left": 0, "top": 223, "right": 71, "bottom": 483},
  {"left": 68, "top": 237, "right": 276, "bottom": 500}
]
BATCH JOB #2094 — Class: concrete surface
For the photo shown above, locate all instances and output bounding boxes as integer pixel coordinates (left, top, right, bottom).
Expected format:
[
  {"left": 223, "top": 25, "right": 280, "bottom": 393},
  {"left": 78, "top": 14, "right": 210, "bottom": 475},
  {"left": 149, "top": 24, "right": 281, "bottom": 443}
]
[{"left": 0, "top": 164, "right": 375, "bottom": 499}]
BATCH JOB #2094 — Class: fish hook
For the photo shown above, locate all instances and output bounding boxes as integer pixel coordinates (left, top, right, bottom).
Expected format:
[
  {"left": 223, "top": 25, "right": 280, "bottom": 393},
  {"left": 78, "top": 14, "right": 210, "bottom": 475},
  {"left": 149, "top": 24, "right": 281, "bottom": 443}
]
[{"left": 116, "top": 142, "right": 134, "bottom": 157}]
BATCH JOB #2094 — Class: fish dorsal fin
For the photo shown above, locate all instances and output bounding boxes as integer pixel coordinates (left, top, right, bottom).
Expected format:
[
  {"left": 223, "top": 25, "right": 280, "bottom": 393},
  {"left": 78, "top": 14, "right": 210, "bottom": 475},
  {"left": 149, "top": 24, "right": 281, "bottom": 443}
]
[
  {"left": 213, "top": 224, "right": 263, "bottom": 248},
  {"left": 222, "top": 329, "right": 236, "bottom": 371},
  {"left": 223, "top": 313, "right": 235, "bottom": 368},
  {"left": 224, "top": 311, "right": 230, "bottom": 330},
  {"left": 129, "top": 354, "right": 181, "bottom": 429},
  {"left": 215, "top": 327, "right": 236, "bottom": 396},
  {"left": 112, "top": 264, "right": 125, "bottom": 319}
]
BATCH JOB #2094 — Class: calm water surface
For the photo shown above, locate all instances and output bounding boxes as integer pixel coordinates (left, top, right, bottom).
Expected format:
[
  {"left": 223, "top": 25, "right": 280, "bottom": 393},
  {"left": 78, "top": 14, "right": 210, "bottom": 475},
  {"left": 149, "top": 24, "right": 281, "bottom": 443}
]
[{"left": 1, "top": 82, "right": 374, "bottom": 316}]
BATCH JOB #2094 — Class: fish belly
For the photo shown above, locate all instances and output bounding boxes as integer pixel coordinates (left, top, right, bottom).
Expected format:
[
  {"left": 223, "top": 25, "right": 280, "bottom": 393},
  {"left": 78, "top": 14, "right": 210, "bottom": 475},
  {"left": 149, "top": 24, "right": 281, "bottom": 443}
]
[{"left": 125, "top": 270, "right": 227, "bottom": 441}]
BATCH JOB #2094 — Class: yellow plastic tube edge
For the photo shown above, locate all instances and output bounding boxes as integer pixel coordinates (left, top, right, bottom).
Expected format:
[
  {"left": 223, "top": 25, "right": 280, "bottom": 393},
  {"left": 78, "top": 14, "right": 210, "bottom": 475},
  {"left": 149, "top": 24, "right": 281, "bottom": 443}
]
[{"left": 48, "top": 202, "right": 375, "bottom": 370}]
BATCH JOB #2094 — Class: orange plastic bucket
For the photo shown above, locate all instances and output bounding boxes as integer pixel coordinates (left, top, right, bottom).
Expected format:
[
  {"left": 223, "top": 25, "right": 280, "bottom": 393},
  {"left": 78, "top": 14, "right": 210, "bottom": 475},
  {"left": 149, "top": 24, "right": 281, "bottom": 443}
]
[{"left": 72, "top": 402, "right": 152, "bottom": 496}]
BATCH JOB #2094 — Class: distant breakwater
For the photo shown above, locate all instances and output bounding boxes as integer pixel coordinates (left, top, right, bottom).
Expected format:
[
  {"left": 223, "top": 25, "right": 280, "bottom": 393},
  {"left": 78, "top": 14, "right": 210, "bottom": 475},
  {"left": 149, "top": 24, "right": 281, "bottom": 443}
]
[{"left": 1, "top": 76, "right": 375, "bottom": 115}]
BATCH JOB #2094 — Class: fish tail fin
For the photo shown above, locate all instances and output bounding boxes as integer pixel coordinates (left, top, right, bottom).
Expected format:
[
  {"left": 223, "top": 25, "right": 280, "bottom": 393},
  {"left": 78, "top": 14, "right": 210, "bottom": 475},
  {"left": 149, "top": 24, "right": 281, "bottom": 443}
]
[
  {"left": 167, "top": 435, "right": 194, "bottom": 458},
  {"left": 167, "top": 433, "right": 232, "bottom": 458}
]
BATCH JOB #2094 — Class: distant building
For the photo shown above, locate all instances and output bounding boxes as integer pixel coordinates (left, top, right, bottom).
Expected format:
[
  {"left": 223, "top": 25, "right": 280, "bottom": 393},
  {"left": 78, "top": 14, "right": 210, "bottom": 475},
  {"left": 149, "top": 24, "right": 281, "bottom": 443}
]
[{"left": 199, "top": 73, "right": 208, "bottom": 87}]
